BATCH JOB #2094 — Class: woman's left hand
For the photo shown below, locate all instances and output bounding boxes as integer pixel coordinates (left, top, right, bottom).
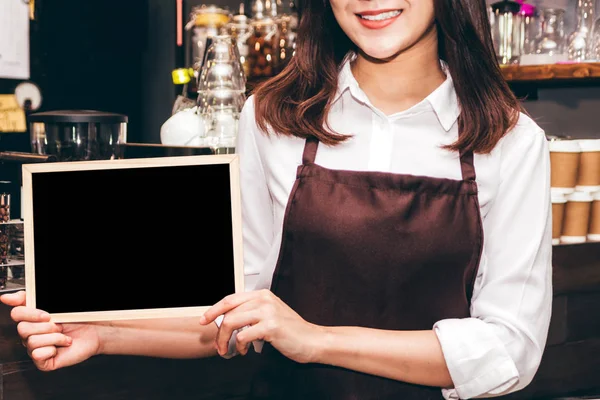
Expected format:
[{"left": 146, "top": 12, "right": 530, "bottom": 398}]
[{"left": 200, "top": 289, "right": 326, "bottom": 364}]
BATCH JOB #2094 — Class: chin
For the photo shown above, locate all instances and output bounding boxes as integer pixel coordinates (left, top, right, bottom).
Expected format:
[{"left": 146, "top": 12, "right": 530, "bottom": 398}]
[{"left": 357, "top": 41, "right": 406, "bottom": 61}]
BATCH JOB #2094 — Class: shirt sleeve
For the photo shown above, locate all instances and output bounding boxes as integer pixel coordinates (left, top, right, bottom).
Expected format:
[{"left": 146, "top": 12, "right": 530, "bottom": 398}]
[
  {"left": 433, "top": 119, "right": 553, "bottom": 399},
  {"left": 217, "top": 95, "right": 273, "bottom": 359}
]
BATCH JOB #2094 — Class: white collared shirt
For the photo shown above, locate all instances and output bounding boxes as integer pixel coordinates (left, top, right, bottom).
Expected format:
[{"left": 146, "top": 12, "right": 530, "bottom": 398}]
[{"left": 233, "top": 59, "right": 553, "bottom": 400}]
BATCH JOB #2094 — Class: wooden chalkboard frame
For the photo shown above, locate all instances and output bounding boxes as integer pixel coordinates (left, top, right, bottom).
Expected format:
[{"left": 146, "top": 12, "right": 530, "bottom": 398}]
[{"left": 21, "top": 155, "right": 244, "bottom": 323}]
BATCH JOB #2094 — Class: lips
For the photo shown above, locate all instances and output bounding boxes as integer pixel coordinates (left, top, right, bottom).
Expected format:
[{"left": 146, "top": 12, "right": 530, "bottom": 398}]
[{"left": 356, "top": 9, "right": 403, "bottom": 29}]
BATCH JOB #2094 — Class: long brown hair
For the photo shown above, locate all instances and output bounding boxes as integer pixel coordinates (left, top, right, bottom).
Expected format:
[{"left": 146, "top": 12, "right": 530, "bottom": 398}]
[{"left": 253, "top": 0, "right": 520, "bottom": 154}]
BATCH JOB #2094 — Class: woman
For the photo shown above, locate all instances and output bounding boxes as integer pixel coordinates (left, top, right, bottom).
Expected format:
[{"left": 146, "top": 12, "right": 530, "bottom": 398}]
[{"left": 1, "top": 0, "right": 552, "bottom": 399}]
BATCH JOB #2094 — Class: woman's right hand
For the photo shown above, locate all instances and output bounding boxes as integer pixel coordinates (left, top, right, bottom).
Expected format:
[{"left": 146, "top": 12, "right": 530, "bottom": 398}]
[{"left": 0, "top": 291, "right": 101, "bottom": 371}]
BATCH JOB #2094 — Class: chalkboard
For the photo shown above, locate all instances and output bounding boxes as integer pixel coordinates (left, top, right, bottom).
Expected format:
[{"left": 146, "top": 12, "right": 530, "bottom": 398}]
[{"left": 22, "top": 155, "right": 244, "bottom": 322}]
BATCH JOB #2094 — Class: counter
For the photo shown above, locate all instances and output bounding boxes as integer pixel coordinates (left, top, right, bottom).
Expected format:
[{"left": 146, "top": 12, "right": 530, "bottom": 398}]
[{"left": 1, "top": 242, "right": 599, "bottom": 399}]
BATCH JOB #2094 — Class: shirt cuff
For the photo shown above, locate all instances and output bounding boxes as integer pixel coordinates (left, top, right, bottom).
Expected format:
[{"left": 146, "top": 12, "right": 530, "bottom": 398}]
[
  {"left": 214, "top": 315, "right": 265, "bottom": 359},
  {"left": 434, "top": 318, "right": 520, "bottom": 399}
]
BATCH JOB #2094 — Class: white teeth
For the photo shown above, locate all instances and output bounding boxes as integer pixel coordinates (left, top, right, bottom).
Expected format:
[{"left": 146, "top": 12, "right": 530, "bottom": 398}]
[{"left": 360, "top": 10, "right": 402, "bottom": 21}]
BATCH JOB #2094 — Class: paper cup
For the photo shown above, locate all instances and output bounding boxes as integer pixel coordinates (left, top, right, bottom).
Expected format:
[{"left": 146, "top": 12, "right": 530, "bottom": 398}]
[
  {"left": 551, "top": 191, "right": 567, "bottom": 245},
  {"left": 549, "top": 139, "right": 581, "bottom": 194},
  {"left": 561, "top": 191, "right": 593, "bottom": 244},
  {"left": 588, "top": 191, "right": 600, "bottom": 242},
  {"left": 575, "top": 139, "right": 600, "bottom": 192}
]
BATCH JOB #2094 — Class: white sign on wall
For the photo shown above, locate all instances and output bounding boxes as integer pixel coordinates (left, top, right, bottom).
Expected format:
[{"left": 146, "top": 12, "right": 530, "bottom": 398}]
[{"left": 0, "top": 0, "right": 30, "bottom": 80}]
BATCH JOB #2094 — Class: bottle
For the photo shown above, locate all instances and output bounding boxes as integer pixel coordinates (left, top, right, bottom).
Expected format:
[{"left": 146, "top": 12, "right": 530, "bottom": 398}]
[{"left": 568, "top": 0, "right": 595, "bottom": 61}]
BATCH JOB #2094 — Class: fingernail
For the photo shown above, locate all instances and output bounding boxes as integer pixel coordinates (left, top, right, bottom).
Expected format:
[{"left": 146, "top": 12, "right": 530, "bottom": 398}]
[
  {"left": 66, "top": 336, "right": 73, "bottom": 345},
  {"left": 39, "top": 311, "right": 50, "bottom": 320},
  {"left": 199, "top": 315, "right": 206, "bottom": 324}
]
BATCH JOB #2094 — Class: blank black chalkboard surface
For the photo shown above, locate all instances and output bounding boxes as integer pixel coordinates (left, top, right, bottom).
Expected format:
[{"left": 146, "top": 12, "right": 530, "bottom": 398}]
[{"left": 21, "top": 155, "right": 244, "bottom": 323}]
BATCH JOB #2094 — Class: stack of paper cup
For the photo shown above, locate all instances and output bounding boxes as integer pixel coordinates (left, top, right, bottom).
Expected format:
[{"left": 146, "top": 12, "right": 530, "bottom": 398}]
[
  {"left": 551, "top": 192, "right": 567, "bottom": 245},
  {"left": 549, "top": 139, "right": 581, "bottom": 195},
  {"left": 588, "top": 191, "right": 600, "bottom": 242},
  {"left": 561, "top": 191, "right": 594, "bottom": 244},
  {"left": 549, "top": 137, "right": 600, "bottom": 245},
  {"left": 575, "top": 139, "right": 600, "bottom": 193}
]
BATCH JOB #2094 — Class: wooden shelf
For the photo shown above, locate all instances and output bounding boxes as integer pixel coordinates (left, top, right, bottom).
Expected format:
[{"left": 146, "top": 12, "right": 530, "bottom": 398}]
[{"left": 502, "top": 62, "right": 600, "bottom": 82}]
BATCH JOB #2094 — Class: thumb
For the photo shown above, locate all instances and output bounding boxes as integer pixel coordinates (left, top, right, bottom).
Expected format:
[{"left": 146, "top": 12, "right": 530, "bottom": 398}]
[{"left": 0, "top": 291, "right": 26, "bottom": 307}]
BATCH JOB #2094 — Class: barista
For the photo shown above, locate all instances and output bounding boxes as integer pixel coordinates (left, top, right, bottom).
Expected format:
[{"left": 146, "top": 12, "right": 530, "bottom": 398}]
[{"left": 2, "top": 0, "right": 552, "bottom": 399}]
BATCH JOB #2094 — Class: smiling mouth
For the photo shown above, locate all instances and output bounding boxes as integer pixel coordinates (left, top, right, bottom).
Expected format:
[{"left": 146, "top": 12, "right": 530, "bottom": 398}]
[{"left": 357, "top": 9, "right": 403, "bottom": 21}]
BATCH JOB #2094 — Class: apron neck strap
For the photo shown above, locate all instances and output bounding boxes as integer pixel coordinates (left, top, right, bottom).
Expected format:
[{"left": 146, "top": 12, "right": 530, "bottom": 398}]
[
  {"left": 459, "top": 150, "right": 476, "bottom": 181},
  {"left": 303, "top": 137, "right": 477, "bottom": 182},
  {"left": 302, "top": 136, "right": 319, "bottom": 165}
]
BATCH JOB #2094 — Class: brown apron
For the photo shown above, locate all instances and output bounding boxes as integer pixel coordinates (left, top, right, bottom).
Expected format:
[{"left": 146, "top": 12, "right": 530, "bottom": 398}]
[{"left": 249, "top": 136, "right": 484, "bottom": 400}]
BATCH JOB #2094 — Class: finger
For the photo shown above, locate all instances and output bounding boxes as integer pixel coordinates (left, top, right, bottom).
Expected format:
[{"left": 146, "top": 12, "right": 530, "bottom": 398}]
[
  {"left": 0, "top": 291, "right": 26, "bottom": 307},
  {"left": 17, "top": 321, "right": 63, "bottom": 340},
  {"left": 26, "top": 333, "right": 72, "bottom": 352},
  {"left": 30, "top": 346, "right": 57, "bottom": 364},
  {"left": 11, "top": 306, "right": 50, "bottom": 323},
  {"left": 235, "top": 324, "right": 265, "bottom": 356},
  {"left": 201, "top": 291, "right": 266, "bottom": 325},
  {"left": 216, "top": 306, "right": 261, "bottom": 356}
]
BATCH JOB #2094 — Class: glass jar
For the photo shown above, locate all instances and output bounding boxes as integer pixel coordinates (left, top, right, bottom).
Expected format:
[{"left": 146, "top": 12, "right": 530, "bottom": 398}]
[
  {"left": 536, "top": 8, "right": 566, "bottom": 56},
  {"left": 0, "top": 184, "right": 9, "bottom": 290},
  {"left": 518, "top": 3, "right": 539, "bottom": 55},
  {"left": 29, "top": 111, "right": 128, "bottom": 161},
  {"left": 0, "top": 185, "right": 9, "bottom": 223},
  {"left": 224, "top": 14, "right": 254, "bottom": 77},
  {"left": 568, "top": 0, "right": 596, "bottom": 61},
  {"left": 185, "top": 5, "right": 232, "bottom": 84},
  {"left": 247, "top": 17, "right": 279, "bottom": 80},
  {"left": 274, "top": 13, "right": 298, "bottom": 73},
  {"left": 490, "top": 0, "right": 522, "bottom": 65},
  {"left": 9, "top": 223, "right": 24, "bottom": 262},
  {"left": 588, "top": 17, "right": 600, "bottom": 61}
]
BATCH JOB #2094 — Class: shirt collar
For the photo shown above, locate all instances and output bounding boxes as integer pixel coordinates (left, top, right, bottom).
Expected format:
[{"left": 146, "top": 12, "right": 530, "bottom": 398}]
[{"left": 333, "top": 55, "right": 460, "bottom": 132}]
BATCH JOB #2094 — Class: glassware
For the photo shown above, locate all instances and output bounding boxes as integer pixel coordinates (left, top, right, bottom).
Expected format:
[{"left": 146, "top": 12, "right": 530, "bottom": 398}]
[
  {"left": 185, "top": 5, "right": 232, "bottom": 79},
  {"left": 274, "top": 13, "right": 298, "bottom": 73},
  {"left": 198, "top": 89, "right": 245, "bottom": 154},
  {"left": 568, "top": 0, "right": 596, "bottom": 61},
  {"left": 196, "top": 35, "right": 246, "bottom": 153},
  {"left": 197, "top": 35, "right": 246, "bottom": 92},
  {"left": 536, "top": 8, "right": 566, "bottom": 57},
  {"left": 247, "top": 17, "right": 279, "bottom": 79},
  {"left": 224, "top": 6, "right": 254, "bottom": 78},
  {"left": 251, "top": 0, "right": 267, "bottom": 19},
  {"left": 588, "top": 17, "right": 600, "bottom": 61},
  {"left": 29, "top": 111, "right": 128, "bottom": 161},
  {"left": 518, "top": 2, "right": 539, "bottom": 55},
  {"left": 0, "top": 186, "right": 9, "bottom": 223},
  {"left": 8, "top": 222, "right": 24, "bottom": 281},
  {"left": 490, "top": 0, "right": 522, "bottom": 65},
  {"left": 0, "top": 183, "right": 10, "bottom": 290},
  {"left": 9, "top": 223, "right": 24, "bottom": 262}
]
